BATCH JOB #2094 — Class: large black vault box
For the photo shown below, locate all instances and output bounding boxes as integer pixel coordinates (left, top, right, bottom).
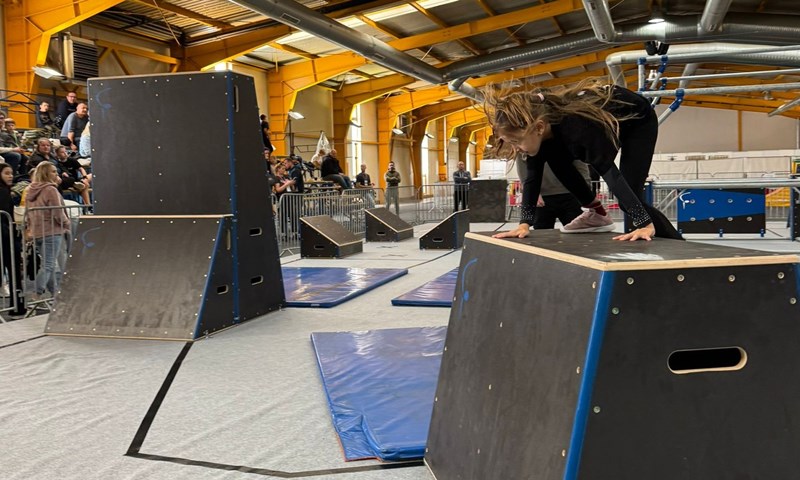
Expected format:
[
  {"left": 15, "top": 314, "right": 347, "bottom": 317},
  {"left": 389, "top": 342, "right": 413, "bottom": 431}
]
[
  {"left": 426, "top": 230, "right": 800, "bottom": 480},
  {"left": 46, "top": 72, "right": 284, "bottom": 340}
]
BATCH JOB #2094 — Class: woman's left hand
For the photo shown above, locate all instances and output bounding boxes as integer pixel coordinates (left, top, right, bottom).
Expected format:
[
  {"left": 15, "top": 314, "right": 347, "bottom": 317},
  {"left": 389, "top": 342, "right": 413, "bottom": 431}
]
[{"left": 613, "top": 223, "right": 655, "bottom": 242}]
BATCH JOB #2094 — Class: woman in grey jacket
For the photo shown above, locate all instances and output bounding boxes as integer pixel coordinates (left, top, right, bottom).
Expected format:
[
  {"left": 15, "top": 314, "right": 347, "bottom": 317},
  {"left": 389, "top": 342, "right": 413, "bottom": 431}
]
[{"left": 26, "top": 162, "right": 70, "bottom": 298}]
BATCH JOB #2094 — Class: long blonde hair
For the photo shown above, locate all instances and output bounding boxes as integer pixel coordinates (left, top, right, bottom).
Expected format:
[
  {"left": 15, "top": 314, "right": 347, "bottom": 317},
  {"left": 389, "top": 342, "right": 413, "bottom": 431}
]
[
  {"left": 31, "top": 161, "right": 57, "bottom": 184},
  {"left": 482, "top": 77, "right": 630, "bottom": 158}
]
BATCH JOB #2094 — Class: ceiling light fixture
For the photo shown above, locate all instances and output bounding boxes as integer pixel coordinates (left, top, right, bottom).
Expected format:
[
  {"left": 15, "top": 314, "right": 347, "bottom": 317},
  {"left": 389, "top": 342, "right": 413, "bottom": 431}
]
[
  {"left": 648, "top": 9, "right": 665, "bottom": 24},
  {"left": 392, "top": 128, "right": 404, "bottom": 135},
  {"left": 288, "top": 110, "right": 305, "bottom": 120},
  {"left": 33, "top": 65, "right": 65, "bottom": 80}
]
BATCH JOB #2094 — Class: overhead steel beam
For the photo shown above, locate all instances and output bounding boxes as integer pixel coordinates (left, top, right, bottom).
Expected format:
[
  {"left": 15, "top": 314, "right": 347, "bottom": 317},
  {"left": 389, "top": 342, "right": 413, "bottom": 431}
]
[{"left": 4, "top": 0, "right": 124, "bottom": 127}]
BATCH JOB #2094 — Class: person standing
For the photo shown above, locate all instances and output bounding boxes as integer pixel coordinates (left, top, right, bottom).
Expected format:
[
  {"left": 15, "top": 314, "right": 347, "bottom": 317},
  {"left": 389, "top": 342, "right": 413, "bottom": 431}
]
[
  {"left": 452, "top": 161, "right": 471, "bottom": 212},
  {"left": 384, "top": 161, "right": 401, "bottom": 215},
  {"left": 260, "top": 114, "right": 274, "bottom": 155},
  {"left": 0, "top": 162, "right": 26, "bottom": 315},
  {"left": 25, "top": 162, "right": 70, "bottom": 300}
]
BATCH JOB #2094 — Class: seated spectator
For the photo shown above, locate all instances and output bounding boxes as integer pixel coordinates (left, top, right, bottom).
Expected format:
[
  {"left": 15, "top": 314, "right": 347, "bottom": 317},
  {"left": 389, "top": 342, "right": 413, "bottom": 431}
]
[
  {"left": 55, "top": 92, "right": 78, "bottom": 128},
  {"left": 320, "top": 149, "right": 352, "bottom": 191},
  {"left": 24, "top": 138, "right": 56, "bottom": 178},
  {"left": 54, "top": 146, "right": 90, "bottom": 204},
  {"left": 0, "top": 118, "right": 24, "bottom": 174},
  {"left": 310, "top": 149, "right": 326, "bottom": 170},
  {"left": 37, "top": 102, "right": 56, "bottom": 131},
  {"left": 78, "top": 123, "right": 91, "bottom": 166},
  {"left": 2, "top": 118, "right": 23, "bottom": 148},
  {"left": 26, "top": 161, "right": 70, "bottom": 300},
  {"left": 59, "top": 103, "right": 89, "bottom": 151},
  {"left": 355, "top": 164, "right": 374, "bottom": 188}
]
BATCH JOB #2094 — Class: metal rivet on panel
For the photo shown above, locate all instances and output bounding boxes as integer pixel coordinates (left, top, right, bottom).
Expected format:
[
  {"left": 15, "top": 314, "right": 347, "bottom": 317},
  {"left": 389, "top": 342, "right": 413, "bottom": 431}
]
[
  {"left": 677, "top": 274, "right": 685, "bottom": 282},
  {"left": 778, "top": 272, "right": 785, "bottom": 279},
  {"left": 611, "top": 307, "right": 620, "bottom": 315},
  {"left": 728, "top": 275, "right": 736, "bottom": 282},
  {"left": 593, "top": 406, "right": 601, "bottom": 414},
  {"left": 626, "top": 277, "right": 634, "bottom": 285}
]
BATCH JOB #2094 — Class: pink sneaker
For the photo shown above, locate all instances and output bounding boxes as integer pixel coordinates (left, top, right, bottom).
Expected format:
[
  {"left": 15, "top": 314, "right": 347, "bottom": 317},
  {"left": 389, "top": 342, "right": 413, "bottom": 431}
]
[{"left": 560, "top": 208, "right": 616, "bottom": 233}]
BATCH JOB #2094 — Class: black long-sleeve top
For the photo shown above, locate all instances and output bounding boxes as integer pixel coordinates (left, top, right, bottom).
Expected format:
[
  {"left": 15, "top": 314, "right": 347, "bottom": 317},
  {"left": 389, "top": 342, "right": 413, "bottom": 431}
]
[
  {"left": 320, "top": 155, "right": 343, "bottom": 177},
  {"left": 520, "top": 87, "right": 652, "bottom": 229}
]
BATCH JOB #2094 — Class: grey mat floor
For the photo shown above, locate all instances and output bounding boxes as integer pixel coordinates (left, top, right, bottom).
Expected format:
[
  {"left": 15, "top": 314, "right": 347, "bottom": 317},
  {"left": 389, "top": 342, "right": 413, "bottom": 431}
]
[{"left": 2, "top": 221, "right": 797, "bottom": 480}]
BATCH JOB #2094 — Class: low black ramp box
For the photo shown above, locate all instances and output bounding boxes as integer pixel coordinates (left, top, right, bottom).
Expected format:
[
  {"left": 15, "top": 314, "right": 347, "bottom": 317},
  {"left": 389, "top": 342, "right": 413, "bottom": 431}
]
[
  {"left": 300, "top": 215, "right": 363, "bottom": 258},
  {"left": 46, "top": 216, "right": 239, "bottom": 341},
  {"left": 426, "top": 230, "right": 800, "bottom": 480},
  {"left": 420, "top": 210, "right": 469, "bottom": 250},
  {"left": 365, "top": 207, "right": 413, "bottom": 242}
]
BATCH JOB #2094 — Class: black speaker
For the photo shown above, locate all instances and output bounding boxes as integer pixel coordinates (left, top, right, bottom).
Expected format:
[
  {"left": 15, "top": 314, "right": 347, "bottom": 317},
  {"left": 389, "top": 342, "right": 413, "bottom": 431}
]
[
  {"left": 300, "top": 215, "right": 363, "bottom": 258},
  {"left": 365, "top": 207, "right": 413, "bottom": 242},
  {"left": 420, "top": 210, "right": 469, "bottom": 250}
]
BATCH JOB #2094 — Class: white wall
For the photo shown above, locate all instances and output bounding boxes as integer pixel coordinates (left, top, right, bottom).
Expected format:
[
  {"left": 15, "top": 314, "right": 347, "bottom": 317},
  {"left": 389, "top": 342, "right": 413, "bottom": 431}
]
[
  {"left": 655, "top": 104, "right": 799, "bottom": 153},
  {"left": 291, "top": 86, "right": 333, "bottom": 157},
  {"left": 358, "top": 100, "right": 379, "bottom": 182},
  {"left": 742, "top": 111, "right": 798, "bottom": 150},
  {"left": 231, "top": 63, "right": 269, "bottom": 120}
]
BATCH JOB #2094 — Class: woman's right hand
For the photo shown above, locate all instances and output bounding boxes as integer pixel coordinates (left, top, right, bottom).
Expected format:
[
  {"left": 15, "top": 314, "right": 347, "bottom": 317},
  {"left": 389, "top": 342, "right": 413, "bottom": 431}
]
[{"left": 492, "top": 223, "right": 531, "bottom": 239}]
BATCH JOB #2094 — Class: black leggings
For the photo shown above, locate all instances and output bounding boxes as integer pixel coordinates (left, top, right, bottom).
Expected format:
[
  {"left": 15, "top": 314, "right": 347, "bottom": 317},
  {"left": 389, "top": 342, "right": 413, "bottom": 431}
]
[{"left": 546, "top": 112, "right": 682, "bottom": 240}]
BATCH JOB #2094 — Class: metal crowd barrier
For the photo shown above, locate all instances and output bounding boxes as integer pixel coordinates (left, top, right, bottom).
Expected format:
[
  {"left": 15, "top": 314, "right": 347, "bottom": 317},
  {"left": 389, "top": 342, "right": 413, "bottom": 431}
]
[
  {"left": 0, "top": 203, "right": 86, "bottom": 319},
  {"left": 0, "top": 210, "right": 22, "bottom": 321},
  {"left": 275, "top": 188, "right": 381, "bottom": 254}
]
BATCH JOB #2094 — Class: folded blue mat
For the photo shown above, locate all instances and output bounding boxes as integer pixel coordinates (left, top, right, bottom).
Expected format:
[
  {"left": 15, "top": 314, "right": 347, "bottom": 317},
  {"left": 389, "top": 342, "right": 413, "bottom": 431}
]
[
  {"left": 311, "top": 326, "right": 447, "bottom": 461},
  {"left": 283, "top": 267, "right": 408, "bottom": 307},
  {"left": 391, "top": 268, "right": 458, "bottom": 307}
]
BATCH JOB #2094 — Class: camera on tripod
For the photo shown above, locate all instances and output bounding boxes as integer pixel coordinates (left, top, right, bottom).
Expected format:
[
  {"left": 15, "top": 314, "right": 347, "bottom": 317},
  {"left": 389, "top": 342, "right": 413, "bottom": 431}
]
[{"left": 290, "top": 154, "right": 318, "bottom": 179}]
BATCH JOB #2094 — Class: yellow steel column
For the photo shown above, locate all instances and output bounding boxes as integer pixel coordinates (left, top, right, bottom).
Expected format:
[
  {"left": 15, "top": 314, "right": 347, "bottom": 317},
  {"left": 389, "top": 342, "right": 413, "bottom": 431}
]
[
  {"left": 475, "top": 129, "right": 486, "bottom": 172},
  {"left": 436, "top": 120, "right": 446, "bottom": 182},
  {"left": 409, "top": 116, "right": 426, "bottom": 191},
  {"left": 332, "top": 74, "right": 415, "bottom": 156},
  {"left": 376, "top": 86, "right": 451, "bottom": 187},
  {"left": 267, "top": 53, "right": 368, "bottom": 155},
  {"left": 4, "top": 0, "right": 123, "bottom": 126}
]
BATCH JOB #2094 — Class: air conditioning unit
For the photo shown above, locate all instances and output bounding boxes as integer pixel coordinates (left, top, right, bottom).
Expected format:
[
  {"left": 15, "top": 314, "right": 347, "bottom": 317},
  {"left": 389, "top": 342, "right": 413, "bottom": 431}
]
[{"left": 45, "top": 33, "right": 99, "bottom": 83}]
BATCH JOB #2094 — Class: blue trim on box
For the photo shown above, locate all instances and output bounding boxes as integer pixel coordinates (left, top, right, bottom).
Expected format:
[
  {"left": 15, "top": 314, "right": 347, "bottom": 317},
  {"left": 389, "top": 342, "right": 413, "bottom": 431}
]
[
  {"left": 225, "top": 74, "right": 241, "bottom": 323},
  {"left": 193, "top": 218, "right": 226, "bottom": 339},
  {"left": 794, "top": 264, "right": 800, "bottom": 301},
  {"left": 563, "top": 271, "right": 615, "bottom": 480}
]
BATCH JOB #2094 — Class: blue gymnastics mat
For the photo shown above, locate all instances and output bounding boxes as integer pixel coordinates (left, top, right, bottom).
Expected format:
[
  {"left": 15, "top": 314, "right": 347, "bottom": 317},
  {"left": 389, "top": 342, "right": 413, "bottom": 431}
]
[
  {"left": 391, "top": 268, "right": 458, "bottom": 307},
  {"left": 311, "top": 326, "right": 446, "bottom": 461},
  {"left": 283, "top": 267, "right": 408, "bottom": 308}
]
